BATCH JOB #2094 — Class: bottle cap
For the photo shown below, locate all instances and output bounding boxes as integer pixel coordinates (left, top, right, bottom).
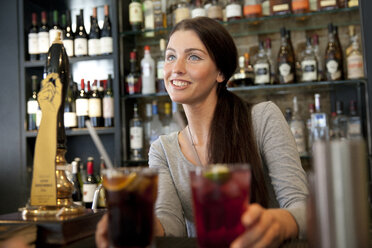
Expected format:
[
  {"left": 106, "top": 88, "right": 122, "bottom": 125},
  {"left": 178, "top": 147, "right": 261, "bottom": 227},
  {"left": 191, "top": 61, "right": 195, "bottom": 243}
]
[
  {"left": 144, "top": 45, "right": 150, "bottom": 51},
  {"left": 130, "top": 51, "right": 136, "bottom": 60}
]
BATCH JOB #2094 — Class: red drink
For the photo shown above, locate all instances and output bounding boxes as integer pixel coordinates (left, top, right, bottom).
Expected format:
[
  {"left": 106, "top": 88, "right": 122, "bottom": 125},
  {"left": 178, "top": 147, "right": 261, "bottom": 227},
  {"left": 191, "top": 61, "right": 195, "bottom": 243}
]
[{"left": 190, "top": 164, "right": 251, "bottom": 248}]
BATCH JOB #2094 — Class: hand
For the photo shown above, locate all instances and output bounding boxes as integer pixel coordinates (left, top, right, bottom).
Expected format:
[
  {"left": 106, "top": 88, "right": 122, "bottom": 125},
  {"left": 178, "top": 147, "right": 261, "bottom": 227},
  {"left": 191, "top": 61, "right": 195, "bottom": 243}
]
[
  {"left": 230, "top": 203, "right": 297, "bottom": 248},
  {"left": 37, "top": 73, "right": 62, "bottom": 113},
  {"left": 95, "top": 213, "right": 109, "bottom": 248}
]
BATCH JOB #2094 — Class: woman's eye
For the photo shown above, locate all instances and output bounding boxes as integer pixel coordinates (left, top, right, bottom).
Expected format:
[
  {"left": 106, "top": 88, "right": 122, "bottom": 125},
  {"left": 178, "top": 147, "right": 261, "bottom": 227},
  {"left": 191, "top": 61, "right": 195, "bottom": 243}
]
[
  {"left": 189, "top": 55, "right": 201, "bottom": 61},
  {"left": 166, "top": 54, "right": 176, "bottom": 62}
]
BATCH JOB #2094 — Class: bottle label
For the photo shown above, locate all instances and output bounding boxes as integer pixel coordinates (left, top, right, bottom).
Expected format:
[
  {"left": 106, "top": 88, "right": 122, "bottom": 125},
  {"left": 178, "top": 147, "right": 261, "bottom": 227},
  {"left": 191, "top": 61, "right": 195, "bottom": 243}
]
[
  {"left": 27, "top": 100, "right": 38, "bottom": 114},
  {"left": 129, "top": 2, "right": 143, "bottom": 23},
  {"left": 49, "top": 29, "right": 62, "bottom": 46},
  {"left": 348, "top": 121, "right": 361, "bottom": 137},
  {"left": 88, "top": 39, "right": 101, "bottom": 56},
  {"left": 347, "top": 54, "right": 364, "bottom": 79},
  {"left": 301, "top": 60, "right": 317, "bottom": 81},
  {"left": 207, "top": 6, "right": 223, "bottom": 20},
  {"left": 320, "top": 0, "right": 336, "bottom": 7},
  {"left": 273, "top": 3, "right": 290, "bottom": 12},
  {"left": 142, "top": 63, "right": 152, "bottom": 77},
  {"left": 326, "top": 60, "right": 341, "bottom": 80},
  {"left": 348, "top": 0, "right": 359, "bottom": 7},
  {"left": 38, "top": 31, "right": 50, "bottom": 54},
  {"left": 144, "top": 1, "right": 155, "bottom": 30},
  {"left": 100, "top": 37, "right": 113, "bottom": 54},
  {"left": 157, "top": 61, "right": 164, "bottom": 79},
  {"left": 103, "top": 97, "right": 114, "bottom": 118},
  {"left": 28, "top": 33, "right": 39, "bottom": 55},
  {"left": 292, "top": 0, "right": 309, "bottom": 11},
  {"left": 74, "top": 38, "right": 88, "bottom": 56},
  {"left": 244, "top": 4, "right": 262, "bottom": 16},
  {"left": 175, "top": 7, "right": 191, "bottom": 24},
  {"left": 279, "top": 63, "right": 293, "bottom": 83},
  {"left": 191, "top": 8, "right": 207, "bottom": 18},
  {"left": 63, "top": 39, "right": 74, "bottom": 57},
  {"left": 64, "top": 112, "right": 77, "bottom": 127},
  {"left": 226, "top": 3, "right": 242, "bottom": 19},
  {"left": 89, "top": 98, "right": 102, "bottom": 117},
  {"left": 76, "top": 98, "right": 89, "bottom": 116},
  {"left": 83, "top": 183, "right": 97, "bottom": 203},
  {"left": 291, "top": 124, "right": 306, "bottom": 155},
  {"left": 130, "top": 126, "right": 143, "bottom": 149},
  {"left": 254, "top": 63, "right": 270, "bottom": 84}
]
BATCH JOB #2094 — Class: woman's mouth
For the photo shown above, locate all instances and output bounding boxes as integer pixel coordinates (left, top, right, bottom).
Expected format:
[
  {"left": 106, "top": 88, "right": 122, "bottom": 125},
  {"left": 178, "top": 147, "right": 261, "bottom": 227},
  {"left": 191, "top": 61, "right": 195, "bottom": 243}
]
[{"left": 171, "top": 80, "right": 189, "bottom": 87}]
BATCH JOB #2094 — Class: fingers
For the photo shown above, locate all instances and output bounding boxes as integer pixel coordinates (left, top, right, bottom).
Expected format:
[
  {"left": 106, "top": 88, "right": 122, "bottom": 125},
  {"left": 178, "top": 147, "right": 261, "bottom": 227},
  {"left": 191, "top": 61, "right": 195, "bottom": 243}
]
[{"left": 95, "top": 214, "right": 109, "bottom": 248}]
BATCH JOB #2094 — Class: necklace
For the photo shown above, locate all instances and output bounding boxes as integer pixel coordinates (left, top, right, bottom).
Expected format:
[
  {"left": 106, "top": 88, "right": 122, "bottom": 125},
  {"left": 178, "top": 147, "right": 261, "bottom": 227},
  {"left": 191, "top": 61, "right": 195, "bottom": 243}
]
[{"left": 187, "top": 125, "right": 203, "bottom": 167}]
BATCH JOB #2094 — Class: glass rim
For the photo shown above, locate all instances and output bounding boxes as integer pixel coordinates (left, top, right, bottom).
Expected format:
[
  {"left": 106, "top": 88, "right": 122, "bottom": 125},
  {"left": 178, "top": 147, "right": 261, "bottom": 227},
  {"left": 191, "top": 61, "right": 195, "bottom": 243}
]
[
  {"left": 190, "top": 163, "right": 251, "bottom": 173},
  {"left": 101, "top": 166, "right": 158, "bottom": 177}
]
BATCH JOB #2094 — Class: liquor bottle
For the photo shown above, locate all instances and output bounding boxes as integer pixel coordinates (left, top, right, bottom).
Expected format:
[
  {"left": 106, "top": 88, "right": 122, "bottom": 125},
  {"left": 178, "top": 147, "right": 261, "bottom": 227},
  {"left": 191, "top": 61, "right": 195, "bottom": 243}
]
[
  {"left": 130, "top": 104, "right": 144, "bottom": 160},
  {"left": 88, "top": 7, "right": 101, "bottom": 56},
  {"left": 103, "top": 74, "right": 114, "bottom": 127},
  {"left": 345, "top": 25, "right": 355, "bottom": 58},
  {"left": 270, "top": 0, "right": 292, "bottom": 15},
  {"left": 167, "top": 0, "right": 177, "bottom": 27},
  {"left": 153, "top": 0, "right": 164, "bottom": 28},
  {"left": 324, "top": 23, "right": 343, "bottom": 81},
  {"left": 292, "top": 0, "right": 309, "bottom": 14},
  {"left": 265, "top": 38, "right": 276, "bottom": 84},
  {"left": 330, "top": 100, "right": 348, "bottom": 138},
  {"left": 306, "top": 103, "right": 315, "bottom": 154},
  {"left": 162, "top": 102, "right": 172, "bottom": 134},
  {"left": 143, "top": 0, "right": 155, "bottom": 37},
  {"left": 207, "top": 0, "right": 223, "bottom": 21},
  {"left": 61, "top": 11, "right": 74, "bottom": 57},
  {"left": 346, "top": 35, "right": 364, "bottom": 79},
  {"left": 74, "top": 10, "right": 88, "bottom": 57},
  {"left": 347, "top": 100, "right": 362, "bottom": 138},
  {"left": 28, "top": 13, "right": 39, "bottom": 61},
  {"left": 312, "top": 34, "right": 323, "bottom": 81},
  {"left": 226, "top": 0, "right": 242, "bottom": 20},
  {"left": 144, "top": 103, "right": 152, "bottom": 159},
  {"left": 290, "top": 96, "right": 307, "bottom": 156},
  {"left": 318, "top": 0, "right": 339, "bottom": 10},
  {"left": 64, "top": 83, "right": 77, "bottom": 129},
  {"left": 156, "top": 39, "right": 166, "bottom": 93},
  {"left": 83, "top": 157, "right": 98, "bottom": 208},
  {"left": 254, "top": 41, "right": 271, "bottom": 85},
  {"left": 71, "top": 161, "right": 83, "bottom": 206},
  {"left": 76, "top": 79, "right": 89, "bottom": 128},
  {"left": 174, "top": 0, "right": 191, "bottom": 24},
  {"left": 126, "top": 50, "right": 142, "bottom": 94},
  {"left": 49, "top": 10, "right": 62, "bottom": 46},
  {"left": 89, "top": 80, "right": 102, "bottom": 127},
  {"left": 129, "top": 0, "right": 143, "bottom": 31},
  {"left": 101, "top": 5, "right": 113, "bottom": 55},
  {"left": 232, "top": 55, "right": 248, "bottom": 87},
  {"left": 311, "top": 93, "right": 329, "bottom": 141},
  {"left": 191, "top": 0, "right": 207, "bottom": 18},
  {"left": 27, "top": 75, "right": 38, "bottom": 130},
  {"left": 141, "top": 46, "right": 156, "bottom": 94},
  {"left": 277, "top": 27, "right": 295, "bottom": 84},
  {"left": 285, "top": 107, "right": 292, "bottom": 124},
  {"left": 301, "top": 37, "right": 318, "bottom": 82},
  {"left": 150, "top": 100, "right": 163, "bottom": 144},
  {"left": 38, "top": 11, "right": 49, "bottom": 60},
  {"left": 243, "top": 0, "right": 262, "bottom": 19}
]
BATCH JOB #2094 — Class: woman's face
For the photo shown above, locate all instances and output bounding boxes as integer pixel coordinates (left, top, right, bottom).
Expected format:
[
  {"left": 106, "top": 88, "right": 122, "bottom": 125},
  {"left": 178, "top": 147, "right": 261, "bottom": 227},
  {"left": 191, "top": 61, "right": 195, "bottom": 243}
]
[{"left": 164, "top": 30, "right": 224, "bottom": 105}]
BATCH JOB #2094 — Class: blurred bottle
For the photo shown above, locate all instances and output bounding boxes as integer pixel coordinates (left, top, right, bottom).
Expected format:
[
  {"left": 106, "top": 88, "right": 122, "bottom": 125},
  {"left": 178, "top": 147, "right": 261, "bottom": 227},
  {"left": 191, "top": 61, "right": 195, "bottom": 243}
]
[
  {"left": 97, "top": 157, "right": 106, "bottom": 208},
  {"left": 192, "top": 0, "right": 207, "bottom": 18},
  {"left": 311, "top": 93, "right": 329, "bottom": 141},
  {"left": 150, "top": 100, "right": 163, "bottom": 144},
  {"left": 38, "top": 11, "right": 49, "bottom": 60},
  {"left": 324, "top": 23, "right": 343, "bottom": 81},
  {"left": 130, "top": 103, "right": 144, "bottom": 160},
  {"left": 261, "top": 0, "right": 271, "bottom": 16},
  {"left": 101, "top": 5, "right": 113, "bottom": 55},
  {"left": 103, "top": 74, "right": 114, "bottom": 127},
  {"left": 169, "top": 102, "right": 182, "bottom": 133},
  {"left": 162, "top": 102, "right": 172, "bottom": 134},
  {"left": 277, "top": 27, "right": 295, "bottom": 84},
  {"left": 144, "top": 103, "right": 153, "bottom": 158},
  {"left": 301, "top": 37, "right": 318, "bottom": 82},
  {"left": 74, "top": 10, "right": 88, "bottom": 57},
  {"left": 27, "top": 75, "right": 39, "bottom": 130},
  {"left": 129, "top": 0, "right": 143, "bottom": 31},
  {"left": 319, "top": 0, "right": 339, "bottom": 10},
  {"left": 270, "top": 0, "right": 291, "bottom": 15},
  {"left": 290, "top": 96, "right": 307, "bottom": 156},
  {"left": 243, "top": 0, "right": 262, "bottom": 18},
  {"left": 143, "top": 0, "right": 155, "bottom": 37},
  {"left": 88, "top": 7, "right": 101, "bottom": 56},
  {"left": 83, "top": 157, "right": 98, "bottom": 208},
  {"left": 309, "top": 0, "right": 318, "bottom": 11},
  {"left": 28, "top": 13, "right": 39, "bottom": 61},
  {"left": 49, "top": 10, "right": 62, "bottom": 46},
  {"left": 345, "top": 25, "right": 355, "bottom": 57},
  {"left": 141, "top": 46, "right": 156, "bottom": 94},
  {"left": 226, "top": 0, "right": 242, "bottom": 20},
  {"left": 346, "top": 34, "right": 364, "bottom": 79},
  {"left": 64, "top": 82, "right": 77, "bottom": 129},
  {"left": 254, "top": 41, "right": 271, "bottom": 85},
  {"left": 292, "top": 0, "right": 309, "bottom": 14},
  {"left": 62, "top": 10, "right": 74, "bottom": 57},
  {"left": 76, "top": 79, "right": 89, "bottom": 128},
  {"left": 207, "top": 0, "right": 223, "bottom": 21},
  {"left": 330, "top": 100, "right": 348, "bottom": 139},
  {"left": 71, "top": 161, "right": 83, "bottom": 206},
  {"left": 347, "top": 100, "right": 362, "bottom": 138},
  {"left": 156, "top": 39, "right": 167, "bottom": 93},
  {"left": 88, "top": 80, "right": 102, "bottom": 127},
  {"left": 312, "top": 34, "right": 323, "bottom": 81},
  {"left": 153, "top": 0, "right": 164, "bottom": 28},
  {"left": 307, "top": 103, "right": 315, "bottom": 153},
  {"left": 174, "top": 0, "right": 191, "bottom": 24},
  {"left": 348, "top": 0, "right": 359, "bottom": 7},
  {"left": 126, "top": 50, "right": 142, "bottom": 94},
  {"left": 75, "top": 157, "right": 85, "bottom": 189},
  {"left": 285, "top": 107, "right": 292, "bottom": 124},
  {"left": 265, "top": 38, "right": 276, "bottom": 84}
]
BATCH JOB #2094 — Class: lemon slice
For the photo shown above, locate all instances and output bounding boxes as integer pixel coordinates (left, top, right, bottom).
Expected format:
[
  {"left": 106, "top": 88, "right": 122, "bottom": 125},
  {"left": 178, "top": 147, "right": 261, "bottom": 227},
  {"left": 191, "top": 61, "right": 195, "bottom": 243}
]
[
  {"left": 103, "top": 172, "right": 137, "bottom": 191},
  {"left": 204, "top": 164, "right": 231, "bottom": 184}
]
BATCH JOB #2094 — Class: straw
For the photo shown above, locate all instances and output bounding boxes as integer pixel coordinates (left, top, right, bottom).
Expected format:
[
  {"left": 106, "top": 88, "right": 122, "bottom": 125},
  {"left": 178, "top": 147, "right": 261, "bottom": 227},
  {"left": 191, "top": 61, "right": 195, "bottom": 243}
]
[{"left": 85, "top": 120, "right": 114, "bottom": 169}]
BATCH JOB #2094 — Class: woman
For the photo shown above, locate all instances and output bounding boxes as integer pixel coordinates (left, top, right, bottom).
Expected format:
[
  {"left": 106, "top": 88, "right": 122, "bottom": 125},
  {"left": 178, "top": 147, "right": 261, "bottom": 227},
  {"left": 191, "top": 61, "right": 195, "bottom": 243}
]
[{"left": 96, "top": 17, "right": 308, "bottom": 248}]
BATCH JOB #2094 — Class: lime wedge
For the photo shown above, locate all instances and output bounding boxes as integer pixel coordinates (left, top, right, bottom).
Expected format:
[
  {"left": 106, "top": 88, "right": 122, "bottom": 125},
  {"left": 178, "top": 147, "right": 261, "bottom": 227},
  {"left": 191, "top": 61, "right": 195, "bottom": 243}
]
[{"left": 204, "top": 164, "right": 231, "bottom": 184}]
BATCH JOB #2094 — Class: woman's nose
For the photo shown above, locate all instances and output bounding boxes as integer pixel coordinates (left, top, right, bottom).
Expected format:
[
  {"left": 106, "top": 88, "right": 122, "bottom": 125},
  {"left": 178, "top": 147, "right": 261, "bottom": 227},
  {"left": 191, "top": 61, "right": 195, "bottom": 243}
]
[{"left": 172, "top": 58, "right": 186, "bottom": 74}]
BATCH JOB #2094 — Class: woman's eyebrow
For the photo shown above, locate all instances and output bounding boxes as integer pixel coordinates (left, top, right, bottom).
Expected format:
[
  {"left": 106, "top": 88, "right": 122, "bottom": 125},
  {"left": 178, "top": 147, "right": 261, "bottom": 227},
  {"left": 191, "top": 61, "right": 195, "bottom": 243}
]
[{"left": 166, "top": 47, "right": 207, "bottom": 55}]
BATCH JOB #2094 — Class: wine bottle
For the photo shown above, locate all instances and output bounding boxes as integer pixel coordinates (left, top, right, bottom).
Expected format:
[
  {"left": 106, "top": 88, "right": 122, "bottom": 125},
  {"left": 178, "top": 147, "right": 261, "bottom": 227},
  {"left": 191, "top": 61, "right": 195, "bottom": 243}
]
[
  {"left": 71, "top": 161, "right": 83, "bottom": 206},
  {"left": 64, "top": 82, "right": 77, "bottom": 129},
  {"left": 61, "top": 11, "right": 74, "bottom": 57},
  {"left": 76, "top": 79, "right": 89, "bottom": 128},
  {"left": 38, "top": 11, "right": 49, "bottom": 60},
  {"left": 49, "top": 10, "right": 62, "bottom": 46},
  {"left": 254, "top": 41, "right": 271, "bottom": 85},
  {"left": 129, "top": 0, "right": 143, "bottom": 31},
  {"left": 27, "top": 75, "right": 39, "bottom": 130},
  {"left": 74, "top": 10, "right": 88, "bottom": 57},
  {"left": 126, "top": 50, "right": 142, "bottom": 94},
  {"left": 28, "top": 13, "right": 39, "bottom": 61},
  {"left": 88, "top": 7, "right": 101, "bottom": 56},
  {"left": 103, "top": 74, "right": 114, "bottom": 127},
  {"left": 83, "top": 157, "right": 98, "bottom": 208},
  {"left": 277, "top": 27, "right": 295, "bottom": 84},
  {"left": 101, "top": 5, "right": 113, "bottom": 55},
  {"left": 88, "top": 80, "right": 102, "bottom": 127},
  {"left": 301, "top": 37, "right": 318, "bottom": 82},
  {"left": 324, "top": 23, "right": 343, "bottom": 81},
  {"left": 130, "top": 103, "right": 144, "bottom": 160}
]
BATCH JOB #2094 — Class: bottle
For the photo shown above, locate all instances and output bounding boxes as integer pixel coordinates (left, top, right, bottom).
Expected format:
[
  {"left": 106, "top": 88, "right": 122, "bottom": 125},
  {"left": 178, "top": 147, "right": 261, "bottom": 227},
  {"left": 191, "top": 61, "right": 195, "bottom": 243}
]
[
  {"left": 290, "top": 96, "right": 307, "bottom": 156},
  {"left": 192, "top": 0, "right": 207, "bottom": 18},
  {"left": 75, "top": 157, "right": 85, "bottom": 189},
  {"left": 324, "top": 23, "right": 343, "bottom": 81},
  {"left": 64, "top": 83, "right": 77, "bottom": 129},
  {"left": 27, "top": 75, "right": 38, "bottom": 130},
  {"left": 28, "top": 13, "right": 39, "bottom": 61},
  {"left": 306, "top": 103, "right": 315, "bottom": 154},
  {"left": 348, "top": 0, "right": 359, "bottom": 7},
  {"left": 76, "top": 79, "right": 89, "bottom": 128},
  {"left": 83, "top": 157, "right": 98, "bottom": 208},
  {"left": 61, "top": 11, "right": 74, "bottom": 57},
  {"left": 312, "top": 34, "right": 323, "bottom": 81},
  {"left": 301, "top": 37, "right": 318, "bottom": 82},
  {"left": 162, "top": 102, "right": 172, "bottom": 134},
  {"left": 169, "top": 102, "right": 181, "bottom": 133},
  {"left": 141, "top": 46, "right": 156, "bottom": 94},
  {"left": 243, "top": 0, "right": 262, "bottom": 19},
  {"left": 311, "top": 93, "right": 329, "bottom": 141},
  {"left": 101, "top": 5, "right": 113, "bottom": 55},
  {"left": 174, "top": 0, "right": 191, "bottom": 24},
  {"left": 153, "top": 0, "right": 164, "bottom": 28},
  {"left": 207, "top": 0, "right": 223, "bottom": 21},
  {"left": 71, "top": 161, "right": 83, "bottom": 206},
  {"left": 265, "top": 38, "right": 276, "bottom": 84},
  {"left": 144, "top": 103, "right": 153, "bottom": 159},
  {"left": 143, "top": 0, "right": 155, "bottom": 37},
  {"left": 262, "top": 0, "right": 271, "bottom": 16},
  {"left": 346, "top": 35, "right": 364, "bottom": 79},
  {"left": 74, "top": 10, "right": 88, "bottom": 57},
  {"left": 254, "top": 41, "right": 271, "bottom": 85},
  {"left": 130, "top": 103, "right": 144, "bottom": 160},
  {"left": 345, "top": 25, "right": 355, "bottom": 58},
  {"left": 126, "top": 50, "right": 142, "bottom": 94},
  {"left": 49, "top": 10, "right": 62, "bottom": 46},
  {"left": 232, "top": 56, "right": 248, "bottom": 87},
  {"left": 319, "top": 0, "right": 339, "bottom": 10},
  {"left": 88, "top": 7, "right": 101, "bottom": 56},
  {"left": 285, "top": 107, "right": 292, "bottom": 124},
  {"left": 310, "top": 0, "right": 318, "bottom": 11},
  {"left": 103, "top": 74, "right": 114, "bottom": 127},
  {"left": 225, "top": 0, "right": 242, "bottom": 20},
  {"left": 270, "top": 0, "right": 292, "bottom": 15},
  {"left": 156, "top": 39, "right": 166, "bottom": 93},
  {"left": 331, "top": 100, "right": 348, "bottom": 138},
  {"left": 97, "top": 157, "right": 106, "bottom": 208},
  {"left": 150, "top": 100, "right": 163, "bottom": 144},
  {"left": 129, "top": 0, "right": 143, "bottom": 31},
  {"left": 347, "top": 100, "right": 362, "bottom": 138},
  {"left": 292, "top": 0, "right": 309, "bottom": 14},
  {"left": 277, "top": 27, "right": 295, "bottom": 84},
  {"left": 38, "top": 11, "right": 49, "bottom": 60},
  {"left": 88, "top": 80, "right": 102, "bottom": 127}
]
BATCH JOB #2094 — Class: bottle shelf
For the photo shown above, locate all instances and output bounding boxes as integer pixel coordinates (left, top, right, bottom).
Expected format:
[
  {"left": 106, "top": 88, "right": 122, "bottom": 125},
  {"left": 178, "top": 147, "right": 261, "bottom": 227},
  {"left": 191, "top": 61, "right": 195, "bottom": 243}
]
[
  {"left": 24, "top": 54, "right": 114, "bottom": 68},
  {"left": 123, "top": 91, "right": 169, "bottom": 100},
  {"left": 25, "top": 127, "right": 115, "bottom": 138}
]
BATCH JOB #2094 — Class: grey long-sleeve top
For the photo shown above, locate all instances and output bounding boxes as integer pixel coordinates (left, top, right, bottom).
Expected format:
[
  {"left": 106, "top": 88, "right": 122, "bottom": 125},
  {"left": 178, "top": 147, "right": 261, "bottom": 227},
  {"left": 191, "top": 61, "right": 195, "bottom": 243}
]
[{"left": 149, "top": 101, "right": 309, "bottom": 239}]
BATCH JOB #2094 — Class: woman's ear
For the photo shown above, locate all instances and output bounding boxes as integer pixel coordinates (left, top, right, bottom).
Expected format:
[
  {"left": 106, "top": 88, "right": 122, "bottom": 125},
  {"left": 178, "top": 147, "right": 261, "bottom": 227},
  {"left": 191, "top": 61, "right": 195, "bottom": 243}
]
[{"left": 217, "top": 72, "right": 225, "bottom": 83}]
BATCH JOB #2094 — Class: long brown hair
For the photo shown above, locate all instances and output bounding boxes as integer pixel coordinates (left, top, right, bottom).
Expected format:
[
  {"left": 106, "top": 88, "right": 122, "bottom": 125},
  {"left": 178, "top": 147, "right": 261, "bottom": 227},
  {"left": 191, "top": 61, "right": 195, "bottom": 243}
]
[{"left": 170, "top": 17, "right": 269, "bottom": 207}]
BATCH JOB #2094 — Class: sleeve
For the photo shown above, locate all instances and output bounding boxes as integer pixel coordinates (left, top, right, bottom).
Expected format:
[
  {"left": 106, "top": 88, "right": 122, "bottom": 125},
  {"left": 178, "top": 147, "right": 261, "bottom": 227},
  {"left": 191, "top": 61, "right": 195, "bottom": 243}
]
[
  {"left": 255, "top": 102, "right": 309, "bottom": 239},
  {"left": 148, "top": 139, "right": 187, "bottom": 237}
]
